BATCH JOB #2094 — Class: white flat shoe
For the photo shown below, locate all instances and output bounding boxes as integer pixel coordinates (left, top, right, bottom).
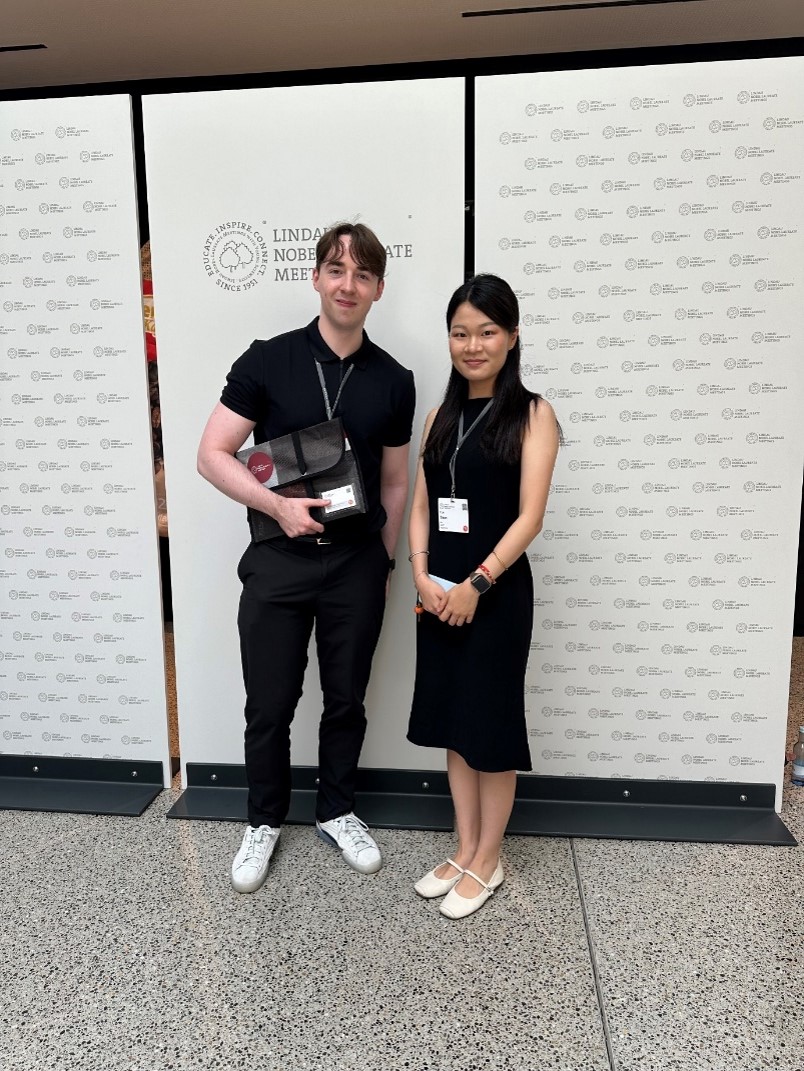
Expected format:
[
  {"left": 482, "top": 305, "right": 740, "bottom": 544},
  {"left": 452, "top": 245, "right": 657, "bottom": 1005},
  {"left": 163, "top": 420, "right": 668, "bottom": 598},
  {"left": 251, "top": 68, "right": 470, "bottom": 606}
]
[
  {"left": 414, "top": 858, "right": 464, "bottom": 898},
  {"left": 439, "top": 861, "right": 504, "bottom": 919}
]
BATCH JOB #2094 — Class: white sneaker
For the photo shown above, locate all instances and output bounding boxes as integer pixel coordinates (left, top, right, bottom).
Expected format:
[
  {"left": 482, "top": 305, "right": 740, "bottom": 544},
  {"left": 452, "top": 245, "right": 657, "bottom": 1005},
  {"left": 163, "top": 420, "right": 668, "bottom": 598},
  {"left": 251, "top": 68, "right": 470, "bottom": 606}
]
[
  {"left": 315, "top": 812, "right": 382, "bottom": 874},
  {"left": 231, "top": 824, "right": 280, "bottom": 893}
]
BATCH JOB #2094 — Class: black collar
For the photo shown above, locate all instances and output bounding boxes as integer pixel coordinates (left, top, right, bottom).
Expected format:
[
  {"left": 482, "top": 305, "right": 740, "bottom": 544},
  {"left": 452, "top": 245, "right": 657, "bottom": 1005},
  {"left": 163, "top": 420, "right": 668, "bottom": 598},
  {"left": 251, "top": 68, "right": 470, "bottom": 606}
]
[{"left": 306, "top": 318, "right": 371, "bottom": 370}]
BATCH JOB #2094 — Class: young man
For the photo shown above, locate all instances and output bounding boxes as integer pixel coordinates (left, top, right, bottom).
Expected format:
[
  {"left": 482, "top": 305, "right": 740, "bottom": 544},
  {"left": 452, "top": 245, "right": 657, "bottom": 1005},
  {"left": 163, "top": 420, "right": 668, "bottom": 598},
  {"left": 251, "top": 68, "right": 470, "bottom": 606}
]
[{"left": 197, "top": 222, "right": 415, "bottom": 893}]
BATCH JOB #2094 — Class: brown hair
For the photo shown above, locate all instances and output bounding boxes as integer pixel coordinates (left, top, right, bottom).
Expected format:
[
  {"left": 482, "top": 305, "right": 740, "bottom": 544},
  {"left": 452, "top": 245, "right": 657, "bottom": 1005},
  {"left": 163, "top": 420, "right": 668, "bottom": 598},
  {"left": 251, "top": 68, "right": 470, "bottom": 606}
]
[{"left": 315, "top": 222, "right": 387, "bottom": 281}]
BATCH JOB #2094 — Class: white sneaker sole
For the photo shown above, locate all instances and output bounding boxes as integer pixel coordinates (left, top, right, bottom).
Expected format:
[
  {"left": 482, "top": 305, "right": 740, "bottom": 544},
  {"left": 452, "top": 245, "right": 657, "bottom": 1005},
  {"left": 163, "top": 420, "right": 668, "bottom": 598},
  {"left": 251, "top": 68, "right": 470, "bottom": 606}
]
[{"left": 231, "top": 867, "right": 271, "bottom": 894}]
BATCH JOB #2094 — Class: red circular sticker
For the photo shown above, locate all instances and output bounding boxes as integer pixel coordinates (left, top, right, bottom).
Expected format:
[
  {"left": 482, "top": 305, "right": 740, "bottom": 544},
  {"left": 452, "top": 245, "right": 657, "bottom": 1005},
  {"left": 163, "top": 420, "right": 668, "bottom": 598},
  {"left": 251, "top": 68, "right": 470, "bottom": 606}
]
[{"left": 247, "top": 451, "right": 274, "bottom": 484}]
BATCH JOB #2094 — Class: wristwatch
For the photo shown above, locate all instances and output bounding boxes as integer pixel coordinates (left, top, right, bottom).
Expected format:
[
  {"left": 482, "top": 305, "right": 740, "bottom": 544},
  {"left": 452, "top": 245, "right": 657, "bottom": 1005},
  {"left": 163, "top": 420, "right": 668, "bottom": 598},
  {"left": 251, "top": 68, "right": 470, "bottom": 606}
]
[{"left": 469, "top": 570, "right": 492, "bottom": 595}]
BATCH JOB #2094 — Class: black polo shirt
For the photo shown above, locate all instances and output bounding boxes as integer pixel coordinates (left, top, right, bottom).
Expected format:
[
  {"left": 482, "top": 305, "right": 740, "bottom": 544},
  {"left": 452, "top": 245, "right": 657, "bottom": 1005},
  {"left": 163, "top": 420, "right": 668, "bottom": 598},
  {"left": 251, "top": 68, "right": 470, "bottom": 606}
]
[{"left": 220, "top": 318, "right": 415, "bottom": 540}]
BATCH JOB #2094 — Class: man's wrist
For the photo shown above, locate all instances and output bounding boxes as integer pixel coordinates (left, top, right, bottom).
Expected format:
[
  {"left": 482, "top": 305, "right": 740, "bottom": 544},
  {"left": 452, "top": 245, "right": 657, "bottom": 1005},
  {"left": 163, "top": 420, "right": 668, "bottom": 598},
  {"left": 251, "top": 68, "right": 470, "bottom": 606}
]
[{"left": 259, "top": 488, "right": 283, "bottom": 520}]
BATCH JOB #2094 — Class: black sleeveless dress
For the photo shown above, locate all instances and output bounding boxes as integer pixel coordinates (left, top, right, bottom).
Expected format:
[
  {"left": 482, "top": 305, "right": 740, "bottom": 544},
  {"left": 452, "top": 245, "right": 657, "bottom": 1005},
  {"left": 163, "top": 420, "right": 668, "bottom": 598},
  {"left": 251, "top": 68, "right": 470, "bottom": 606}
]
[{"left": 407, "top": 399, "right": 533, "bottom": 772}]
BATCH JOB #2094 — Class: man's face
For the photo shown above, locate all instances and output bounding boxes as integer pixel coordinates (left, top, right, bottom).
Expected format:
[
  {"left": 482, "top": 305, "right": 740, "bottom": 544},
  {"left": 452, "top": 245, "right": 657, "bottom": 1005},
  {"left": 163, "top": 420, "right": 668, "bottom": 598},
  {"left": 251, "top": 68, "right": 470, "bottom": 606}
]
[{"left": 312, "top": 235, "right": 384, "bottom": 334}]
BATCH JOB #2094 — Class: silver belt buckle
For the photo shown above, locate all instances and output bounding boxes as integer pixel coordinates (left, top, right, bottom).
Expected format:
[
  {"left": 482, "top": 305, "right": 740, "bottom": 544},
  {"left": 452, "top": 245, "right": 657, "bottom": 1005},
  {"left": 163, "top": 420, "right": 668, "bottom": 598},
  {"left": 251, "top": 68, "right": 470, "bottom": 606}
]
[{"left": 316, "top": 536, "right": 333, "bottom": 546}]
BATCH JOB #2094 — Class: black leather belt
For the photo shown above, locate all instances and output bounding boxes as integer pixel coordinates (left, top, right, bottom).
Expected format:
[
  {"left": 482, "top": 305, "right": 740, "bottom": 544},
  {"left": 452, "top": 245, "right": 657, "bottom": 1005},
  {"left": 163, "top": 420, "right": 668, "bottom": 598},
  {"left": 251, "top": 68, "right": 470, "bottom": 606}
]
[{"left": 269, "top": 532, "right": 375, "bottom": 551}]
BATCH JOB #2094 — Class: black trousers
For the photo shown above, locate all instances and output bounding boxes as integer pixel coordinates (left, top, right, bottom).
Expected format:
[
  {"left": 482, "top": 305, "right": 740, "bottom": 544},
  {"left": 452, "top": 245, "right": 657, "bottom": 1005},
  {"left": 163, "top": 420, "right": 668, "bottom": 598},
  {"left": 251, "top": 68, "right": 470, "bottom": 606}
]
[{"left": 237, "top": 533, "right": 389, "bottom": 827}]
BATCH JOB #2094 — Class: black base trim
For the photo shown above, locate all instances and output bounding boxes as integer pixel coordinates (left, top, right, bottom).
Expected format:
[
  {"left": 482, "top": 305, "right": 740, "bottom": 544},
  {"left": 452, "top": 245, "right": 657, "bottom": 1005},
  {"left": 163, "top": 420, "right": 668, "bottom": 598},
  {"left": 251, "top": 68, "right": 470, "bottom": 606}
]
[
  {"left": 0, "top": 755, "right": 164, "bottom": 817},
  {"left": 167, "top": 765, "right": 796, "bottom": 845},
  {"left": 167, "top": 764, "right": 454, "bottom": 830}
]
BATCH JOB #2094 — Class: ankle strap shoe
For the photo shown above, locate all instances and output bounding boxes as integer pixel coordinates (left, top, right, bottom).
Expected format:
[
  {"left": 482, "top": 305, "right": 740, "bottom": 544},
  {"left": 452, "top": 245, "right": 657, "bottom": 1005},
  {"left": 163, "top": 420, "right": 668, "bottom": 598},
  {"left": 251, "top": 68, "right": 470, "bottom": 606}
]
[
  {"left": 439, "top": 861, "right": 504, "bottom": 920},
  {"left": 414, "top": 859, "right": 464, "bottom": 898}
]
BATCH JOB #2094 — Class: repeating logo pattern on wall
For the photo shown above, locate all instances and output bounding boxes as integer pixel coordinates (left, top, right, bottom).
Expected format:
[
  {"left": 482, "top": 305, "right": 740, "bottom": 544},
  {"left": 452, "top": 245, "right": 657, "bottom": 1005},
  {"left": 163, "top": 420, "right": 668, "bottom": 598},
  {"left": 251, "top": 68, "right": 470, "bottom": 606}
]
[
  {"left": 476, "top": 60, "right": 804, "bottom": 795},
  {"left": 0, "top": 96, "right": 169, "bottom": 768}
]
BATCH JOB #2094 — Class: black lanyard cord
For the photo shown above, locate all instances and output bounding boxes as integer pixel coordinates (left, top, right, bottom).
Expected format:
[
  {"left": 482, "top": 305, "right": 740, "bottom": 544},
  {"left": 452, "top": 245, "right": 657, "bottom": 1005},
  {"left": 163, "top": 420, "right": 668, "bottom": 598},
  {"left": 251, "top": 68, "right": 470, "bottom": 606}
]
[
  {"left": 448, "top": 400, "right": 493, "bottom": 498},
  {"left": 315, "top": 359, "right": 354, "bottom": 420}
]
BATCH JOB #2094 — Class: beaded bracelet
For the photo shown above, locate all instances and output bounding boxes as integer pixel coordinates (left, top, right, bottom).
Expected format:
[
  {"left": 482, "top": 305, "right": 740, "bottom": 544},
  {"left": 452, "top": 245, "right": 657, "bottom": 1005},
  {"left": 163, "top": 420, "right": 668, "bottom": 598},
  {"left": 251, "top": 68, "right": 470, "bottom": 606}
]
[{"left": 477, "top": 563, "right": 495, "bottom": 584}]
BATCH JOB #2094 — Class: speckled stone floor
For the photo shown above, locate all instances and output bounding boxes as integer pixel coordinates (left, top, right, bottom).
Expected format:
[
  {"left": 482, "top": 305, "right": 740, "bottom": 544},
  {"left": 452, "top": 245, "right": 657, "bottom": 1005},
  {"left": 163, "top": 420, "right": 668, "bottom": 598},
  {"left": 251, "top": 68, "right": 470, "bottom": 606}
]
[{"left": 1, "top": 637, "right": 802, "bottom": 1071}]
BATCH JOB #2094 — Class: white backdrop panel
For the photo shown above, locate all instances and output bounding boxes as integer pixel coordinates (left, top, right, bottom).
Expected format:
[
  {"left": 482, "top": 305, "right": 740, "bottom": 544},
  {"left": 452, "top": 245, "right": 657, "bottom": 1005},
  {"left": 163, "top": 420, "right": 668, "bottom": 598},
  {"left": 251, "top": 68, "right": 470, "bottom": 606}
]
[
  {"left": 143, "top": 79, "right": 465, "bottom": 777},
  {"left": 0, "top": 95, "right": 170, "bottom": 777},
  {"left": 476, "top": 59, "right": 804, "bottom": 806}
]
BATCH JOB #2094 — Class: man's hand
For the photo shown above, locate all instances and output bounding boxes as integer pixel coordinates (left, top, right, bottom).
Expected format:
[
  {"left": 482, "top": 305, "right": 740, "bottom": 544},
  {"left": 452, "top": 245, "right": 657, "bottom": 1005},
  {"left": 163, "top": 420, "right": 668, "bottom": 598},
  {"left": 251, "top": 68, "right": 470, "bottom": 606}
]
[{"left": 272, "top": 496, "right": 330, "bottom": 538}]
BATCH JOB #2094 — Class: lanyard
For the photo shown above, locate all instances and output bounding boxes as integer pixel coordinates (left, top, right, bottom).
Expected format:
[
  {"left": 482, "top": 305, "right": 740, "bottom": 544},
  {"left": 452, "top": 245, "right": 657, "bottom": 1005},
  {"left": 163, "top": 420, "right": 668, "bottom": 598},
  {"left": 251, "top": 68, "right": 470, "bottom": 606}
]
[
  {"left": 315, "top": 359, "right": 354, "bottom": 420},
  {"left": 448, "top": 400, "right": 493, "bottom": 498}
]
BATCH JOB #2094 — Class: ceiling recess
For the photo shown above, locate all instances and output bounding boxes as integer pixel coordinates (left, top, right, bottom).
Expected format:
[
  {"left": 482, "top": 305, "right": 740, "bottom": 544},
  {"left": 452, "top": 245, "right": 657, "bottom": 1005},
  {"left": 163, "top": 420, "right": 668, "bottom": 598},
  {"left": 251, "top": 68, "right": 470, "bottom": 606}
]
[
  {"left": 464, "top": 0, "right": 711, "bottom": 17},
  {"left": 0, "top": 44, "right": 47, "bottom": 53}
]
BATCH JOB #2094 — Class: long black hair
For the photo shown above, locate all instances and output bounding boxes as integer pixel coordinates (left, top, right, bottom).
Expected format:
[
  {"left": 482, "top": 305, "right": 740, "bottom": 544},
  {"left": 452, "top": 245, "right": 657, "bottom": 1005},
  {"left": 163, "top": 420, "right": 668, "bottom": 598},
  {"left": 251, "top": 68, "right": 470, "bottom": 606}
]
[{"left": 424, "top": 274, "right": 540, "bottom": 466}]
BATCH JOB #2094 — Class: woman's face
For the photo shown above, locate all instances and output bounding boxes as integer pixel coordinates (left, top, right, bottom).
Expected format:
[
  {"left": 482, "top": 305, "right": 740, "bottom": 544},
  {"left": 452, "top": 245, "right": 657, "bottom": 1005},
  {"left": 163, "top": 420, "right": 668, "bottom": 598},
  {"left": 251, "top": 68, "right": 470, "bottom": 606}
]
[{"left": 448, "top": 301, "right": 518, "bottom": 397}]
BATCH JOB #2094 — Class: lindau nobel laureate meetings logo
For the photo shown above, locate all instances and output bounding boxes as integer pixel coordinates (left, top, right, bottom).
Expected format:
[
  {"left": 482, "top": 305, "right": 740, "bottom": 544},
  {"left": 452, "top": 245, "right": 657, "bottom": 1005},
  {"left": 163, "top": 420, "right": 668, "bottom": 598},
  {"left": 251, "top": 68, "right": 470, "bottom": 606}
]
[{"left": 202, "top": 221, "right": 268, "bottom": 292}]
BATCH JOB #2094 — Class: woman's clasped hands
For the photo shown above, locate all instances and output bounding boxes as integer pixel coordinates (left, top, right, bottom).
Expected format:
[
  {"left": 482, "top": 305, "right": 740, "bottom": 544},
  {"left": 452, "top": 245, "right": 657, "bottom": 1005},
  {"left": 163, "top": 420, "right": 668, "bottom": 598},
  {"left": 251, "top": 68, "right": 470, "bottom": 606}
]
[{"left": 416, "top": 575, "right": 478, "bottom": 627}]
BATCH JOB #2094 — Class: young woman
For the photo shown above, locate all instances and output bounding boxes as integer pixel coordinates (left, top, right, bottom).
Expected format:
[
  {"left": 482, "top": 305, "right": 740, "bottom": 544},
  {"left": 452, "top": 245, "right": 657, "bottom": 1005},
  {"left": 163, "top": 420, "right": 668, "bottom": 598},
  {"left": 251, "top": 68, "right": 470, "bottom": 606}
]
[{"left": 407, "top": 274, "right": 559, "bottom": 920}]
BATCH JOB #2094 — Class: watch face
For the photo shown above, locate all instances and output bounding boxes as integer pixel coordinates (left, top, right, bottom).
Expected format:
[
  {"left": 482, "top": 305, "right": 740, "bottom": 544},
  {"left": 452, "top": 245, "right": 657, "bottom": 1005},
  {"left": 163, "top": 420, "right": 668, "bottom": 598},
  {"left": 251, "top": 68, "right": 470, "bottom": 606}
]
[{"left": 470, "top": 571, "right": 492, "bottom": 594}]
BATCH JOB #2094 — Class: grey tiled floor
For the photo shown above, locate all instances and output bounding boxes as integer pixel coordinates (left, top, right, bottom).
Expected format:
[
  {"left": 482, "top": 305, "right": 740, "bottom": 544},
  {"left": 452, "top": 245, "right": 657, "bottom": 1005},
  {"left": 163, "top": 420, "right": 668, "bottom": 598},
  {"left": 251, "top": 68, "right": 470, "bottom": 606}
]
[{"left": 2, "top": 639, "right": 803, "bottom": 1071}]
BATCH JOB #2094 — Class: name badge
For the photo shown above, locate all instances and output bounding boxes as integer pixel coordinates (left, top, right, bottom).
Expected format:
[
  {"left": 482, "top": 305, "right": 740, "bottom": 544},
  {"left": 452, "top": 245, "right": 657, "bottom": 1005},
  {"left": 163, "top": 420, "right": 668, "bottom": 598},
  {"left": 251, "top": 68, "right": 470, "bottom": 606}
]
[
  {"left": 438, "top": 497, "right": 469, "bottom": 534},
  {"left": 324, "top": 484, "right": 356, "bottom": 513}
]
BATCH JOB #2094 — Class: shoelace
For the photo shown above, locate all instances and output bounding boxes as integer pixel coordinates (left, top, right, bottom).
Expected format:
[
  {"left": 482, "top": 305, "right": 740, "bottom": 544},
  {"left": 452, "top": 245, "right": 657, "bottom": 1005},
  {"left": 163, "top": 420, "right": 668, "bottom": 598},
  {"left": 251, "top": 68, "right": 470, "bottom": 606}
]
[
  {"left": 336, "top": 815, "right": 374, "bottom": 856},
  {"left": 241, "top": 827, "right": 272, "bottom": 865}
]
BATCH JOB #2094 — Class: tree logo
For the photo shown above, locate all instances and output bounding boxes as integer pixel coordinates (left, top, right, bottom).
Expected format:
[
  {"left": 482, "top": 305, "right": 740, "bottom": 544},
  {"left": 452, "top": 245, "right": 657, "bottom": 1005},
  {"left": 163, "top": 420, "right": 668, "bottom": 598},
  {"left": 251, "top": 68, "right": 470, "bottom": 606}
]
[{"left": 202, "top": 221, "right": 268, "bottom": 292}]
